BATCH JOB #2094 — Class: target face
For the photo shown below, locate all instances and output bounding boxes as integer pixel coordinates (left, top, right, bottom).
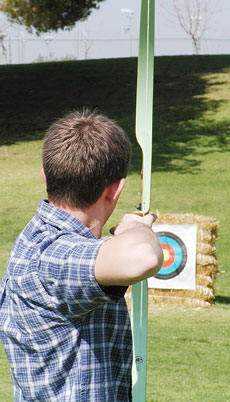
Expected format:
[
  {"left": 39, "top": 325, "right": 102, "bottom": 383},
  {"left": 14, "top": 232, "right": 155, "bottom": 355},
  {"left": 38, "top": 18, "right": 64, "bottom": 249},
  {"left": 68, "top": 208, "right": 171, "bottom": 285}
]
[
  {"left": 148, "top": 224, "right": 197, "bottom": 290},
  {"left": 155, "top": 231, "right": 188, "bottom": 280}
]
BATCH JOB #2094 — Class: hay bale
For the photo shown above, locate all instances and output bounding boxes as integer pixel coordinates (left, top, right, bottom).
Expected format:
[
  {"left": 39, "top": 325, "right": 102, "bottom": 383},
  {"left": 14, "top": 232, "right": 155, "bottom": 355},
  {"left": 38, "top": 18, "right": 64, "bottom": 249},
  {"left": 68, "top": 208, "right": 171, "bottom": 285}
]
[{"left": 126, "top": 212, "right": 219, "bottom": 308}]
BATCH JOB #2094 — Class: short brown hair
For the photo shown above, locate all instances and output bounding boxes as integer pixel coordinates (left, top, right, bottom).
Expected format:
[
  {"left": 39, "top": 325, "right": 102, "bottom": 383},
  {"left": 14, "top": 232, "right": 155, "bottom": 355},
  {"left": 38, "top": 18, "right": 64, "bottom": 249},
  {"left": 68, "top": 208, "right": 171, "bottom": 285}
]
[{"left": 42, "top": 110, "right": 131, "bottom": 208}]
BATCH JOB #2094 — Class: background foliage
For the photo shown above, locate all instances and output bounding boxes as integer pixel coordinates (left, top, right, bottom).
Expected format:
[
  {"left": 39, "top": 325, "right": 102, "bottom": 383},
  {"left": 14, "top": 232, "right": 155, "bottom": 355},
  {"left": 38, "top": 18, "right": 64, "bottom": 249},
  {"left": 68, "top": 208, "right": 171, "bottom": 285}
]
[{"left": 0, "top": 0, "right": 105, "bottom": 33}]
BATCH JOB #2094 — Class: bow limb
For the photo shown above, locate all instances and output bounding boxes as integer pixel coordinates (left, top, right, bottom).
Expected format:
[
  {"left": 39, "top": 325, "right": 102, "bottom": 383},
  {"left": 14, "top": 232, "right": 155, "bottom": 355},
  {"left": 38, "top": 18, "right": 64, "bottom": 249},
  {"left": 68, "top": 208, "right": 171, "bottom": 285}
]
[{"left": 131, "top": 1, "right": 155, "bottom": 401}]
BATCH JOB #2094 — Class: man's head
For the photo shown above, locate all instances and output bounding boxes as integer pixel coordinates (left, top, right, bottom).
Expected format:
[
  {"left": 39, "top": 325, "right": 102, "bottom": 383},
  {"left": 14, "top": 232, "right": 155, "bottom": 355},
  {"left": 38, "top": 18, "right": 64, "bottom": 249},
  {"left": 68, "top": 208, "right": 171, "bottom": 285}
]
[{"left": 42, "top": 110, "right": 131, "bottom": 209}]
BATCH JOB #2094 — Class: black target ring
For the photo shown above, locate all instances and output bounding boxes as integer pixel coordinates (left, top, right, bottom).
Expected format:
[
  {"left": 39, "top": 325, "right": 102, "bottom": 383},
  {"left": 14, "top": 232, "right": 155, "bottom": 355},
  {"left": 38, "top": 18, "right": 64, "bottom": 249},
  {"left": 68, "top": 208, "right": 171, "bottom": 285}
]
[{"left": 155, "top": 231, "right": 187, "bottom": 280}]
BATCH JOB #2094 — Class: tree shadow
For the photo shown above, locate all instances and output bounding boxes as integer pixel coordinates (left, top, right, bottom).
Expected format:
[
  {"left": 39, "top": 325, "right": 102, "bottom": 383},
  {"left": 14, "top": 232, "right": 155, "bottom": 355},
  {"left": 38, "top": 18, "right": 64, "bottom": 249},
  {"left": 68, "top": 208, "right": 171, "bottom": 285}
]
[
  {"left": 214, "top": 295, "right": 230, "bottom": 305},
  {"left": 128, "top": 55, "right": 230, "bottom": 174},
  {"left": 0, "top": 58, "right": 137, "bottom": 145},
  {"left": 1, "top": 55, "right": 230, "bottom": 176}
]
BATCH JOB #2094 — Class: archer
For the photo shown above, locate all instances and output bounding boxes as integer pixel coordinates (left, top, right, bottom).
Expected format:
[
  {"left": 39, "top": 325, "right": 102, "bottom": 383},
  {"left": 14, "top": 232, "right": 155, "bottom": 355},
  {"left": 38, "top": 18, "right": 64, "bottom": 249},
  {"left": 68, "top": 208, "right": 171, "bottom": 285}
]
[{"left": 0, "top": 109, "right": 163, "bottom": 401}]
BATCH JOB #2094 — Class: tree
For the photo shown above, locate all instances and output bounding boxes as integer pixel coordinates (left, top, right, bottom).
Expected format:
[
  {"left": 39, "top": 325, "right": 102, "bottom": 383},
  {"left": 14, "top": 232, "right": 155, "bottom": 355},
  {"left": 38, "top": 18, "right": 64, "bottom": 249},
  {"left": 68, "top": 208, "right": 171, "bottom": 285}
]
[
  {"left": 0, "top": 13, "right": 10, "bottom": 63},
  {"left": 163, "top": 0, "right": 215, "bottom": 55},
  {"left": 0, "top": 0, "right": 106, "bottom": 34}
]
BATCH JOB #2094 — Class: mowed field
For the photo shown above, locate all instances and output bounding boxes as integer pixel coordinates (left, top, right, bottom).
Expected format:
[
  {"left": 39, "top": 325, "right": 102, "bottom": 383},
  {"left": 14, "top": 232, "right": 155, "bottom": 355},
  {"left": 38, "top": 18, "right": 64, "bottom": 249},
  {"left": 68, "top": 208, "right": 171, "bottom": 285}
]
[{"left": 0, "top": 55, "right": 230, "bottom": 401}]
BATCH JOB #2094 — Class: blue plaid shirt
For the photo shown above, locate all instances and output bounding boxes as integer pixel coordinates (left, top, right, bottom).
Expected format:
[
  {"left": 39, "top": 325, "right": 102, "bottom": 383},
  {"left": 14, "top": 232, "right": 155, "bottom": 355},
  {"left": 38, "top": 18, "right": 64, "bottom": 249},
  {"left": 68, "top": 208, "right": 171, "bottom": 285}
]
[{"left": 0, "top": 200, "right": 132, "bottom": 401}]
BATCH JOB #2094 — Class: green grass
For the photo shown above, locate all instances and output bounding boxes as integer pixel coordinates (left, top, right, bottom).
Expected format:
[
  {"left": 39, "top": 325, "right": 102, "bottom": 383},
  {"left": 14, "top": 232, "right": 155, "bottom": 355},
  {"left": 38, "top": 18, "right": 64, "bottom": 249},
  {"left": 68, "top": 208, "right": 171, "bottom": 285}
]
[
  {"left": 147, "top": 306, "right": 230, "bottom": 402},
  {"left": 1, "top": 55, "right": 230, "bottom": 401}
]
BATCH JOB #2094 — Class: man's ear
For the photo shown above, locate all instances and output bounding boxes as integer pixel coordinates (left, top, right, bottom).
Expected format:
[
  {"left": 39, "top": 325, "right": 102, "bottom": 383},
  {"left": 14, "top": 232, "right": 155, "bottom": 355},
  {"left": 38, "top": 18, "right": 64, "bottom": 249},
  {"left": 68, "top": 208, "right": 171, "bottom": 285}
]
[
  {"left": 104, "top": 178, "right": 126, "bottom": 203},
  {"left": 41, "top": 167, "right": 47, "bottom": 185}
]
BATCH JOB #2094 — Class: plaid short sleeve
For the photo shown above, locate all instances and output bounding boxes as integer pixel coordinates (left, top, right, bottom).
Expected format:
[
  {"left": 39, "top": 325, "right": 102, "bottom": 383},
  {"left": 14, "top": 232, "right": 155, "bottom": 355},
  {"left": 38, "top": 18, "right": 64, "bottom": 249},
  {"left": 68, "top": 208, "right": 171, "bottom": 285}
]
[{"left": 39, "top": 234, "right": 111, "bottom": 318}]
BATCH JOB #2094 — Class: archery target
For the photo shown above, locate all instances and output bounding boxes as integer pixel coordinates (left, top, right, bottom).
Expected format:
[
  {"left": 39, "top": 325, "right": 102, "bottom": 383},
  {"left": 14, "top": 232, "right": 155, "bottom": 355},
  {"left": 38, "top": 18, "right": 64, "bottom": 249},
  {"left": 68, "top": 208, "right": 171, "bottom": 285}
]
[
  {"left": 155, "top": 232, "right": 187, "bottom": 280},
  {"left": 148, "top": 224, "right": 197, "bottom": 290}
]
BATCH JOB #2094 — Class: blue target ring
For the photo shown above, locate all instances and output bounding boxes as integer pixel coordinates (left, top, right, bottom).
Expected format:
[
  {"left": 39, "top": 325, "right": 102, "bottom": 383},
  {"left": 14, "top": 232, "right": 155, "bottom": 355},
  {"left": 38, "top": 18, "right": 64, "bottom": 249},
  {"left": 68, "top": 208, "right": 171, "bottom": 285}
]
[{"left": 155, "top": 232, "right": 187, "bottom": 280}]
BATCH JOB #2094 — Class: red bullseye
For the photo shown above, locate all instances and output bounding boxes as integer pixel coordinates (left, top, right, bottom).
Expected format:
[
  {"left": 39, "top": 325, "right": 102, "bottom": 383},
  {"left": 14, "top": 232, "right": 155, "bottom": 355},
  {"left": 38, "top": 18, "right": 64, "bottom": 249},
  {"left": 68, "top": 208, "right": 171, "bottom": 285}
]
[{"left": 161, "top": 243, "right": 176, "bottom": 268}]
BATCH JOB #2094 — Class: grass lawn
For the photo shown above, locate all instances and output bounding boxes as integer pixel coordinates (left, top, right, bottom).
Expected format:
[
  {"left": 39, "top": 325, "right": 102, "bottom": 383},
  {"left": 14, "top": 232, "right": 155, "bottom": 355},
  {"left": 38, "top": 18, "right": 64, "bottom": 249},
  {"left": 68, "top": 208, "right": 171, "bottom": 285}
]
[{"left": 0, "top": 55, "right": 230, "bottom": 401}]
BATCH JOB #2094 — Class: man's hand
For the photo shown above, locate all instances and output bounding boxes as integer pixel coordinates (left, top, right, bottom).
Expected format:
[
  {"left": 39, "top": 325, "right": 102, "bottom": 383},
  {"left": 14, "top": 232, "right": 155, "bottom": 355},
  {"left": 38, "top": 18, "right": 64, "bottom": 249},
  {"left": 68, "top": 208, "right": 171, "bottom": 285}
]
[{"left": 110, "top": 213, "right": 157, "bottom": 236}]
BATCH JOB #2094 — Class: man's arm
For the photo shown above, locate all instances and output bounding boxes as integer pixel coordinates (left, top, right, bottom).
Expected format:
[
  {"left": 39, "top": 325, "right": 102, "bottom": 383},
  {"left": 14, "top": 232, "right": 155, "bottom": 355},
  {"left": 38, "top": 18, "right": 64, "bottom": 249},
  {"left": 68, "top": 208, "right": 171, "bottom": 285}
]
[{"left": 94, "top": 214, "right": 163, "bottom": 286}]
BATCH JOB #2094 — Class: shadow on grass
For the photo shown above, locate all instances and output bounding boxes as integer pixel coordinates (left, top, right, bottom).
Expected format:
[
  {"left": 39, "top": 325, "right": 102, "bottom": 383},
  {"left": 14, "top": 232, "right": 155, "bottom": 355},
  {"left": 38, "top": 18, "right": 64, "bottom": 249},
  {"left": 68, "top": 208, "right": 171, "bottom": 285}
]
[
  {"left": 214, "top": 295, "right": 230, "bottom": 305},
  {"left": 1, "top": 55, "right": 230, "bottom": 174}
]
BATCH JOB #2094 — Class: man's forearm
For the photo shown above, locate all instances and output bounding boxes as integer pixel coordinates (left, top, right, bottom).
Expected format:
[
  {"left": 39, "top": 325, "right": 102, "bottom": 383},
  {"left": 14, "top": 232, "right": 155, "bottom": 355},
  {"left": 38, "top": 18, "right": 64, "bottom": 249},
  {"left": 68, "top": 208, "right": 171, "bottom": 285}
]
[{"left": 94, "top": 214, "right": 163, "bottom": 286}]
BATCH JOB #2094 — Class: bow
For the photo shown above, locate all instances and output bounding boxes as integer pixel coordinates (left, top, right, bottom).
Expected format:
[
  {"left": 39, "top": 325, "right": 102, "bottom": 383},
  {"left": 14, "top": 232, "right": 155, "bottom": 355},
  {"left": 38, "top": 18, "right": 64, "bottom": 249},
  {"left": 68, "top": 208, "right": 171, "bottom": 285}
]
[{"left": 131, "top": 1, "right": 155, "bottom": 401}]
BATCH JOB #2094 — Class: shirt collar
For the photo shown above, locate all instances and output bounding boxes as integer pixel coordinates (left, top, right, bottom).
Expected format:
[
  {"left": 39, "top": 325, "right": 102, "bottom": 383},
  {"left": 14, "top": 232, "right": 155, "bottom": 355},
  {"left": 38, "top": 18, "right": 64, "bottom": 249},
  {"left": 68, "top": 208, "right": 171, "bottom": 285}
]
[{"left": 37, "top": 199, "right": 97, "bottom": 239}]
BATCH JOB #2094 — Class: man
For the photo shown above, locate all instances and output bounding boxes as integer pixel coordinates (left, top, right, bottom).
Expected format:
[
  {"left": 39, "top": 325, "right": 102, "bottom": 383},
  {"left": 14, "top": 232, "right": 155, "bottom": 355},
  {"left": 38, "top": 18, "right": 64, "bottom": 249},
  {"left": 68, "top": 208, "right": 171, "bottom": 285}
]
[{"left": 0, "top": 110, "right": 163, "bottom": 401}]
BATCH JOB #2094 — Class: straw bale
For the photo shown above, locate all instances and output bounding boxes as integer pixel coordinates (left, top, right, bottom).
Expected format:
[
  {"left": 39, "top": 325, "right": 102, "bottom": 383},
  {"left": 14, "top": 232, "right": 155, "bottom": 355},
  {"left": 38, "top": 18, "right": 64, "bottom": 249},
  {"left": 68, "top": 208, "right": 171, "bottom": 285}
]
[
  {"left": 197, "top": 242, "right": 216, "bottom": 255},
  {"left": 197, "top": 229, "right": 217, "bottom": 243},
  {"left": 126, "top": 212, "right": 219, "bottom": 308},
  {"left": 196, "top": 274, "right": 214, "bottom": 288},
  {"left": 156, "top": 213, "right": 218, "bottom": 231},
  {"left": 196, "top": 264, "right": 219, "bottom": 277},
  {"left": 148, "top": 294, "right": 210, "bottom": 308},
  {"left": 195, "top": 286, "right": 214, "bottom": 299},
  {"left": 197, "top": 253, "right": 217, "bottom": 266},
  {"left": 148, "top": 286, "right": 214, "bottom": 301}
]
